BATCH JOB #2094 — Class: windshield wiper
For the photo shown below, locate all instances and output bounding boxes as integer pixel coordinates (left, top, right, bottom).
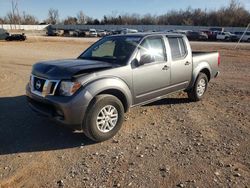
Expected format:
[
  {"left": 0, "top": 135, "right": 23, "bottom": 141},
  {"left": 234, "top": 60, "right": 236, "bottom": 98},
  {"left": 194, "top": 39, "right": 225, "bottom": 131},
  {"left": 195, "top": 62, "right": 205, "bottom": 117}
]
[{"left": 78, "top": 56, "right": 93, "bottom": 60}]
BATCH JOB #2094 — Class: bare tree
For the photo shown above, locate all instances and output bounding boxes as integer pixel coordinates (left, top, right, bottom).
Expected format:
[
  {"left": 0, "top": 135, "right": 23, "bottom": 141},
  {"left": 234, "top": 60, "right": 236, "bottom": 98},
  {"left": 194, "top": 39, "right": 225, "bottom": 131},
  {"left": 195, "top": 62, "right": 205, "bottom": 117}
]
[
  {"left": 77, "top": 11, "right": 86, "bottom": 24},
  {"left": 21, "top": 11, "right": 38, "bottom": 24},
  {"left": 100, "top": 0, "right": 250, "bottom": 27},
  {"left": 0, "top": 17, "right": 4, "bottom": 27},
  {"left": 64, "top": 16, "right": 78, "bottom": 25},
  {"left": 47, "top": 8, "right": 59, "bottom": 24},
  {"left": 5, "top": 0, "right": 22, "bottom": 28},
  {"left": 12, "top": 0, "right": 21, "bottom": 24},
  {"left": 85, "top": 16, "right": 94, "bottom": 25}
]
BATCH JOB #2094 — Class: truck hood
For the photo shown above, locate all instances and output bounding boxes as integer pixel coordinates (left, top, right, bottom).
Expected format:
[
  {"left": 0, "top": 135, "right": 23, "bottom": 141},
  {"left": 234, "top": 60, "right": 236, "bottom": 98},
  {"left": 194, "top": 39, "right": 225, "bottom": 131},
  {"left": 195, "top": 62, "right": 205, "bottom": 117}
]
[{"left": 32, "top": 59, "right": 114, "bottom": 80}]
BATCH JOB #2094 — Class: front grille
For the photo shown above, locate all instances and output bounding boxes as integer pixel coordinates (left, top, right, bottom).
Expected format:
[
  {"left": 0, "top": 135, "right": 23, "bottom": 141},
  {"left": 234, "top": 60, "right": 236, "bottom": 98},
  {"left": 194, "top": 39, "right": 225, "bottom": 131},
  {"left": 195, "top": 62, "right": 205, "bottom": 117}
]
[
  {"left": 31, "top": 75, "right": 60, "bottom": 97},
  {"left": 33, "top": 77, "right": 46, "bottom": 92}
]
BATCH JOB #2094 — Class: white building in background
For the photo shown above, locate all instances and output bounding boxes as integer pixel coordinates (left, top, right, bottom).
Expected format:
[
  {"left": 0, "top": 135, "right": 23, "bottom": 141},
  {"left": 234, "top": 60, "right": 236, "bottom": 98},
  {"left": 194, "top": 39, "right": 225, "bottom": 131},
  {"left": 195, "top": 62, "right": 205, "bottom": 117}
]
[{"left": 0, "top": 24, "right": 49, "bottom": 30}]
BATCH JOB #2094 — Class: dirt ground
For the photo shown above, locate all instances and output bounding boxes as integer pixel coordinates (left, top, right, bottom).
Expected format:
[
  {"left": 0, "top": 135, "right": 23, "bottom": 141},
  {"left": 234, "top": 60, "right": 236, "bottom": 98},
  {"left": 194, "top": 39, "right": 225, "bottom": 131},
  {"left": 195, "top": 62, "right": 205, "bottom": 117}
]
[{"left": 0, "top": 37, "right": 249, "bottom": 188}]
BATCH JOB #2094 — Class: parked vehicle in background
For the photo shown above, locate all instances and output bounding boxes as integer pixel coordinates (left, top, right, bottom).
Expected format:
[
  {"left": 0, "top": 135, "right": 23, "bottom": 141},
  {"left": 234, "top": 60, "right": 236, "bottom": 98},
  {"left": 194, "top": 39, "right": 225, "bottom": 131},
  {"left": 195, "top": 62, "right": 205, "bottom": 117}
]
[
  {"left": 97, "top": 30, "right": 107, "bottom": 37},
  {"left": 120, "top": 28, "right": 138, "bottom": 34},
  {"left": 186, "top": 31, "right": 208, "bottom": 41},
  {"left": 144, "top": 30, "right": 157, "bottom": 33},
  {"left": 69, "top": 30, "right": 86, "bottom": 37},
  {"left": 0, "top": 28, "right": 9, "bottom": 40},
  {"left": 172, "top": 30, "right": 190, "bottom": 35},
  {"left": 234, "top": 31, "right": 250, "bottom": 42},
  {"left": 234, "top": 31, "right": 244, "bottom": 40},
  {"left": 241, "top": 32, "right": 250, "bottom": 42},
  {"left": 47, "top": 29, "right": 64, "bottom": 36},
  {"left": 76, "top": 30, "right": 86, "bottom": 37},
  {"left": 6, "top": 33, "right": 26, "bottom": 41},
  {"left": 216, "top": 32, "right": 237, "bottom": 42},
  {"left": 26, "top": 32, "right": 220, "bottom": 142},
  {"left": 209, "top": 27, "right": 223, "bottom": 32},
  {"left": 110, "top": 29, "right": 138, "bottom": 35},
  {"left": 110, "top": 30, "right": 121, "bottom": 35},
  {"left": 200, "top": 30, "right": 216, "bottom": 41},
  {"left": 89, "top": 29, "right": 97, "bottom": 37}
]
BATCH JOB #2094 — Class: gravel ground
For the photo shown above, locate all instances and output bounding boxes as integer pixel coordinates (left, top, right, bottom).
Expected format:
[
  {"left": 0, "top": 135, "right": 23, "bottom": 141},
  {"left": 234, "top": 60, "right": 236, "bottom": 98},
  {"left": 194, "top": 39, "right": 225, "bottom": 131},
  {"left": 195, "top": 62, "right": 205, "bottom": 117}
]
[{"left": 0, "top": 37, "right": 249, "bottom": 188}]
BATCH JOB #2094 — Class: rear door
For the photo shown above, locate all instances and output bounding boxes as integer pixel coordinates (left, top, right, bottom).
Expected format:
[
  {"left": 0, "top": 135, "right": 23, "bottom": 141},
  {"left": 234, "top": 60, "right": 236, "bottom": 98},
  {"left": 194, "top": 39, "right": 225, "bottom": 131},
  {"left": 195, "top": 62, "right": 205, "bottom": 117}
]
[
  {"left": 167, "top": 36, "right": 192, "bottom": 89},
  {"left": 132, "top": 36, "right": 171, "bottom": 104}
]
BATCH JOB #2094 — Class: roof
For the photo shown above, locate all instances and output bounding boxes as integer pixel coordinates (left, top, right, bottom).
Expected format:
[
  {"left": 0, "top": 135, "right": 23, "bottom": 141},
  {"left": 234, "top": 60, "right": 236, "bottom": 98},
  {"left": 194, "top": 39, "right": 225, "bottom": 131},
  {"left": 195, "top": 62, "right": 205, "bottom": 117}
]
[{"left": 109, "top": 32, "right": 185, "bottom": 38}]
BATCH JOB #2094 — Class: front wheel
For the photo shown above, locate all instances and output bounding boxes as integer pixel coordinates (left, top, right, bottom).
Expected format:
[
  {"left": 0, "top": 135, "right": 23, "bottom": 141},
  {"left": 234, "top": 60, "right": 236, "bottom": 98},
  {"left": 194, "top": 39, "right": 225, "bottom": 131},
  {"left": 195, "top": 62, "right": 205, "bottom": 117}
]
[
  {"left": 83, "top": 94, "right": 124, "bottom": 142},
  {"left": 187, "top": 73, "right": 208, "bottom": 102}
]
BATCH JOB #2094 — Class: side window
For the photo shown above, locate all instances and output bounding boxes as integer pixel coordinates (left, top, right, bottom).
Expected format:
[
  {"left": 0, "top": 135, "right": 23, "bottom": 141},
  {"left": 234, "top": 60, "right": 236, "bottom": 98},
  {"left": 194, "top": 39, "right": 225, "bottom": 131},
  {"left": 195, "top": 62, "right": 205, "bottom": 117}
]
[
  {"left": 140, "top": 37, "right": 166, "bottom": 62},
  {"left": 168, "top": 37, "right": 187, "bottom": 60},
  {"left": 178, "top": 38, "right": 187, "bottom": 57}
]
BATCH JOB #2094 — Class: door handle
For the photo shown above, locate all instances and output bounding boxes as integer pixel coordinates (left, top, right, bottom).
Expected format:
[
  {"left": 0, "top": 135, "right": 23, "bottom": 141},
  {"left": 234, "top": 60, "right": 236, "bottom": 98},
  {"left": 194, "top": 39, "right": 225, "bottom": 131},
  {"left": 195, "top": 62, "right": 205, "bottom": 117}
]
[
  {"left": 162, "top": 65, "right": 169, "bottom": 70},
  {"left": 185, "top": 61, "right": 191, "bottom": 66}
]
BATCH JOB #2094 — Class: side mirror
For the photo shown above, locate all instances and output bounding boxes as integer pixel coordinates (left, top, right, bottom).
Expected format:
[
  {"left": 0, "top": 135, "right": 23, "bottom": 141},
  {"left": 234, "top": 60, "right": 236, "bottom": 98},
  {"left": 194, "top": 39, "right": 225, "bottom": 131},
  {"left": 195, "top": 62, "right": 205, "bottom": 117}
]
[{"left": 139, "top": 54, "right": 154, "bottom": 65}]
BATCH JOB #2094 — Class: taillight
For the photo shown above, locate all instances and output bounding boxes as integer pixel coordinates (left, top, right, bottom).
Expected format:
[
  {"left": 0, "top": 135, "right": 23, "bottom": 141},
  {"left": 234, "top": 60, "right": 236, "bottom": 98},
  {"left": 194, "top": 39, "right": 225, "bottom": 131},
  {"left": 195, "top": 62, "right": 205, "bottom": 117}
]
[{"left": 218, "top": 53, "right": 221, "bottom": 66}]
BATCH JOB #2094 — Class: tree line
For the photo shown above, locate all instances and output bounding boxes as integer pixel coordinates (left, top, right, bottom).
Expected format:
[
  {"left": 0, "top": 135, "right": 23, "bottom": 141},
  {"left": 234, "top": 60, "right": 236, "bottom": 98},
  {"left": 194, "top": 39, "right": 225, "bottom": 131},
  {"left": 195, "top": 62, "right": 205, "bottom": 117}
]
[{"left": 0, "top": 0, "right": 249, "bottom": 27}]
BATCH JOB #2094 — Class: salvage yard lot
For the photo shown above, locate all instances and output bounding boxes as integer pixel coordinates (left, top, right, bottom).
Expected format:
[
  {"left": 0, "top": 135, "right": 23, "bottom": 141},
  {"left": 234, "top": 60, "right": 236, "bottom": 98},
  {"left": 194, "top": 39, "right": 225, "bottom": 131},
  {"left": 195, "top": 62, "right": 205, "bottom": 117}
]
[{"left": 0, "top": 37, "right": 249, "bottom": 188}]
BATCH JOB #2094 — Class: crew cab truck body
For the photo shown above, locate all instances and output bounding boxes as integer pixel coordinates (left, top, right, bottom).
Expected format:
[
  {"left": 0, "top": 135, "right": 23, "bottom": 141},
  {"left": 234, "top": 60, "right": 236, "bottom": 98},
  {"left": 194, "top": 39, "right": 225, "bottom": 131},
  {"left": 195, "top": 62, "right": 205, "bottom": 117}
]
[{"left": 26, "top": 33, "right": 220, "bottom": 142}]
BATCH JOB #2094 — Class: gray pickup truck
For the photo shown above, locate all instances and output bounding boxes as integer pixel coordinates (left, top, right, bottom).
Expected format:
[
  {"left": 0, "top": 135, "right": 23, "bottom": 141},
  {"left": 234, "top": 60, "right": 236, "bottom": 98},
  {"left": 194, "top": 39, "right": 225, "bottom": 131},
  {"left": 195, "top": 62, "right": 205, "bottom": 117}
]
[{"left": 26, "top": 33, "right": 220, "bottom": 142}]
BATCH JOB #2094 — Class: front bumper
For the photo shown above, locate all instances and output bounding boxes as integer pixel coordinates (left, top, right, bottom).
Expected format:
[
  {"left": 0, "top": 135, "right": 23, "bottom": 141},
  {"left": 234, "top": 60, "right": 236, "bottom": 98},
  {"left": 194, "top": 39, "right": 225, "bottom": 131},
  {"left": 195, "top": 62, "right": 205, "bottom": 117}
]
[{"left": 26, "top": 84, "right": 92, "bottom": 130}]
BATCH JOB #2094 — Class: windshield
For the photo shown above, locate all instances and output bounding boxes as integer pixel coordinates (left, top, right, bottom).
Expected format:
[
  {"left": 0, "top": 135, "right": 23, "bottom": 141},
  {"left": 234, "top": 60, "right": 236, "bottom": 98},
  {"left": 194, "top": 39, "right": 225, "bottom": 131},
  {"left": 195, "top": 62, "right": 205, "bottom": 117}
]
[{"left": 79, "top": 36, "right": 142, "bottom": 64}]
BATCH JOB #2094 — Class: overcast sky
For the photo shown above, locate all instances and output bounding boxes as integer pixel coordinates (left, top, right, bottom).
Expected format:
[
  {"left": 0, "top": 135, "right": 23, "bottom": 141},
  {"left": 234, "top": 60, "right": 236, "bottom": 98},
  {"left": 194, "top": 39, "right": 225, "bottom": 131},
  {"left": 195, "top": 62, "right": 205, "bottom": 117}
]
[{"left": 0, "top": 0, "right": 250, "bottom": 21}]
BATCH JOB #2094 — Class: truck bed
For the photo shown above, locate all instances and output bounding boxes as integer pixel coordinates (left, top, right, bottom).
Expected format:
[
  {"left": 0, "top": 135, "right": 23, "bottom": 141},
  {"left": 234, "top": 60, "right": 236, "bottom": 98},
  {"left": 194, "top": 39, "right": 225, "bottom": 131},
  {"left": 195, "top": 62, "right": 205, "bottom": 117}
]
[
  {"left": 192, "top": 51, "right": 220, "bottom": 79},
  {"left": 192, "top": 51, "right": 218, "bottom": 57}
]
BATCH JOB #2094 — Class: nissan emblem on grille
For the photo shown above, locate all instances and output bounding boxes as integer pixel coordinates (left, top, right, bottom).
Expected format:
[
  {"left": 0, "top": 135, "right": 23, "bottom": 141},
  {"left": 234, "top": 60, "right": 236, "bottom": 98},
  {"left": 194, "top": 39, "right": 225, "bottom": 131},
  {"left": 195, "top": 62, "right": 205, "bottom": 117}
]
[
  {"left": 35, "top": 80, "right": 41, "bottom": 90},
  {"left": 31, "top": 75, "right": 60, "bottom": 97}
]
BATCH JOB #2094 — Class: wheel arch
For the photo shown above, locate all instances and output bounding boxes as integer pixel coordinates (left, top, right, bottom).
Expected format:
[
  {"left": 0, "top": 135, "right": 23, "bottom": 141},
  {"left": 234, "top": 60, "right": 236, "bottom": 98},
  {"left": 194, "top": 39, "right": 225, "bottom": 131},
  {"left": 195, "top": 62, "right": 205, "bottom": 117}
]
[
  {"left": 97, "top": 89, "right": 130, "bottom": 112},
  {"left": 200, "top": 68, "right": 211, "bottom": 81},
  {"left": 83, "top": 77, "right": 133, "bottom": 113},
  {"left": 186, "top": 62, "right": 211, "bottom": 90}
]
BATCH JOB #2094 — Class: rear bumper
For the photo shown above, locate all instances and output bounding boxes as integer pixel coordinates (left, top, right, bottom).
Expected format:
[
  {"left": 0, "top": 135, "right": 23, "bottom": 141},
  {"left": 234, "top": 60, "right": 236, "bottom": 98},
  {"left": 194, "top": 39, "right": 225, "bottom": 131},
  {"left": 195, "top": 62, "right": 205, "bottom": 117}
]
[{"left": 26, "top": 84, "right": 91, "bottom": 130}]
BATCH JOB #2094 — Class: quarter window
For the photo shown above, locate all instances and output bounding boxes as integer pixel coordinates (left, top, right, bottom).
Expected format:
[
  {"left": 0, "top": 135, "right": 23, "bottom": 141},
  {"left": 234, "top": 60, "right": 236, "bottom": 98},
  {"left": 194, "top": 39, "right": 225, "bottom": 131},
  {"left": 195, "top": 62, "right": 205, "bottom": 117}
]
[{"left": 168, "top": 37, "right": 187, "bottom": 60}]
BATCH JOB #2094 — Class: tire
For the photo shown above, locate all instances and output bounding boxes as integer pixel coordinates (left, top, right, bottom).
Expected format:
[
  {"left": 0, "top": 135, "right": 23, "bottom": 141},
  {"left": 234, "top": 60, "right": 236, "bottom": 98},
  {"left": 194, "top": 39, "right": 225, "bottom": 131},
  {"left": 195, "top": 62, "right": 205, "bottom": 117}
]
[
  {"left": 83, "top": 94, "right": 124, "bottom": 142},
  {"left": 187, "top": 73, "right": 208, "bottom": 102}
]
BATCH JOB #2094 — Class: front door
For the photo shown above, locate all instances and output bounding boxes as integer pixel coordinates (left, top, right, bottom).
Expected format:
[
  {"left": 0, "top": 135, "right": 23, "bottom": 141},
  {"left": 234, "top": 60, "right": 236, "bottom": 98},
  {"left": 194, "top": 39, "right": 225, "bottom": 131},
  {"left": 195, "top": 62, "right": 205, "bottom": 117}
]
[{"left": 132, "top": 36, "right": 171, "bottom": 104}]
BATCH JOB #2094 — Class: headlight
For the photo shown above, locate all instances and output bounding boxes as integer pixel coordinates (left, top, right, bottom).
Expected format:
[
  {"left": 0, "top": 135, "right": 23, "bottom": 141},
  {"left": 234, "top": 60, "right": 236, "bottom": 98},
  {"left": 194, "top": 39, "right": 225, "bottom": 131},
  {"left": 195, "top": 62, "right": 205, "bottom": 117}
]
[
  {"left": 29, "top": 75, "right": 34, "bottom": 89},
  {"left": 59, "top": 81, "right": 81, "bottom": 96}
]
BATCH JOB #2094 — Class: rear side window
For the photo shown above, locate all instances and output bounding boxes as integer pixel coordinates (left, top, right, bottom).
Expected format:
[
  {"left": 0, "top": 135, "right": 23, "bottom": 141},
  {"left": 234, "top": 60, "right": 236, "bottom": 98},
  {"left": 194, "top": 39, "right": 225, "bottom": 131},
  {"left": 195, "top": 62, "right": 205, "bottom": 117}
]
[{"left": 168, "top": 37, "right": 187, "bottom": 60}]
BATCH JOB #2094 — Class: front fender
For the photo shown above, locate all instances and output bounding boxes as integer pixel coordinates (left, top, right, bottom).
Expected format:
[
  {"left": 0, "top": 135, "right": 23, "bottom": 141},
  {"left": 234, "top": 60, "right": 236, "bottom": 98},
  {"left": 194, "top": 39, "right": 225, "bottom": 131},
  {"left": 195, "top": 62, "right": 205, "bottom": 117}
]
[{"left": 82, "top": 77, "right": 133, "bottom": 109}]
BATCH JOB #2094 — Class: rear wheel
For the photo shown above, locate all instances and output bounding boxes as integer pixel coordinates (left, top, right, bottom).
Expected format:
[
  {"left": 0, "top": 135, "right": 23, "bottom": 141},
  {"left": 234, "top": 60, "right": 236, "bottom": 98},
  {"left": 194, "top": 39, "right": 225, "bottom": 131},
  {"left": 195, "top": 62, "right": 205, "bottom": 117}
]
[
  {"left": 187, "top": 73, "right": 208, "bottom": 102},
  {"left": 83, "top": 94, "right": 124, "bottom": 142}
]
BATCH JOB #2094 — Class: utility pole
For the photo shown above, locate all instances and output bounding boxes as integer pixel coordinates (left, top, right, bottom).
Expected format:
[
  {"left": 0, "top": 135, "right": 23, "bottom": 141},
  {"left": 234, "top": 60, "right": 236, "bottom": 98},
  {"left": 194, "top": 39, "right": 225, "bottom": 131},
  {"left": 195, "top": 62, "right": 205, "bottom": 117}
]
[{"left": 235, "top": 23, "right": 250, "bottom": 49}]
